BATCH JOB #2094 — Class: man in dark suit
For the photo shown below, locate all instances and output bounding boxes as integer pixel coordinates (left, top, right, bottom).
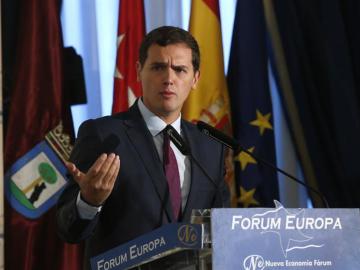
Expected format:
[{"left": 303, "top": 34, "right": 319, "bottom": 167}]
[{"left": 56, "top": 26, "right": 230, "bottom": 269}]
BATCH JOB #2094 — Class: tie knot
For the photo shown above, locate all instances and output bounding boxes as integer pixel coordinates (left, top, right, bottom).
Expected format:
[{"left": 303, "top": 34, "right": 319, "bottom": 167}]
[
  {"left": 163, "top": 127, "right": 171, "bottom": 161},
  {"left": 163, "top": 126, "right": 170, "bottom": 141}
]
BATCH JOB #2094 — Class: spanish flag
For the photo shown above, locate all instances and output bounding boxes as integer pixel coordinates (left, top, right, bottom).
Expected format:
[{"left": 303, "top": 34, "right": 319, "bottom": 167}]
[{"left": 184, "top": 0, "right": 235, "bottom": 204}]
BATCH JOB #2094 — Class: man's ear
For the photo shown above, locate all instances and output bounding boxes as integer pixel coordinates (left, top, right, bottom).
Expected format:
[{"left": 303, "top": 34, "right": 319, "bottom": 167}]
[
  {"left": 192, "top": 70, "right": 200, "bottom": 89},
  {"left": 136, "top": 61, "right": 142, "bottom": 81}
]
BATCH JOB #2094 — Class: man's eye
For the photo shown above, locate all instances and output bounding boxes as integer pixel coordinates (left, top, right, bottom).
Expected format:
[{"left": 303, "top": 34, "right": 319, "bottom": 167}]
[
  {"left": 174, "top": 68, "right": 186, "bottom": 73},
  {"left": 152, "top": 65, "right": 165, "bottom": 71}
]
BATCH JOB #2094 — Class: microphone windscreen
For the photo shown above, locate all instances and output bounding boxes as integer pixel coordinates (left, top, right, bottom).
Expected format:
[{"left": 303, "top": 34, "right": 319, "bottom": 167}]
[
  {"left": 102, "top": 134, "right": 120, "bottom": 154},
  {"left": 164, "top": 125, "right": 190, "bottom": 155},
  {"left": 196, "top": 121, "right": 239, "bottom": 150}
]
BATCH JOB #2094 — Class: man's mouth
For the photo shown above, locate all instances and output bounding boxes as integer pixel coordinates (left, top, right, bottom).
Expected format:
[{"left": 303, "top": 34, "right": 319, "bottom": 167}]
[{"left": 160, "top": 90, "right": 176, "bottom": 98}]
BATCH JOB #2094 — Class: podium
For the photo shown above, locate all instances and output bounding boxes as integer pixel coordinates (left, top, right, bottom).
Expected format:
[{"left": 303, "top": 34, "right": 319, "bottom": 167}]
[
  {"left": 211, "top": 202, "right": 360, "bottom": 270},
  {"left": 91, "top": 203, "right": 360, "bottom": 270},
  {"left": 90, "top": 222, "right": 212, "bottom": 270}
]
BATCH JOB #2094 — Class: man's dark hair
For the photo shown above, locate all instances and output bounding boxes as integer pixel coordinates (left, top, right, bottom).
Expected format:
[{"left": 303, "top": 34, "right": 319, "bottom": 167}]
[{"left": 139, "top": 26, "right": 200, "bottom": 71}]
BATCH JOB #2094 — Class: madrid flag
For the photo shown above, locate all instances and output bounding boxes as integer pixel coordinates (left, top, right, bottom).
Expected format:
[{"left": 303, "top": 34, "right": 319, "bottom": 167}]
[
  {"left": 112, "top": 0, "right": 145, "bottom": 113},
  {"left": 4, "top": 1, "right": 82, "bottom": 269}
]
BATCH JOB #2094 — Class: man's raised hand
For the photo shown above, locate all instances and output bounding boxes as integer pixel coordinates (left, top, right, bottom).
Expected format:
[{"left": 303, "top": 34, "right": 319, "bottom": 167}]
[{"left": 66, "top": 153, "right": 120, "bottom": 206}]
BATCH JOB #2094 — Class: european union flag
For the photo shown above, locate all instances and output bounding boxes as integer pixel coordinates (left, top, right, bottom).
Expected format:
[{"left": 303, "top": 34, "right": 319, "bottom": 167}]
[{"left": 227, "top": 0, "right": 279, "bottom": 207}]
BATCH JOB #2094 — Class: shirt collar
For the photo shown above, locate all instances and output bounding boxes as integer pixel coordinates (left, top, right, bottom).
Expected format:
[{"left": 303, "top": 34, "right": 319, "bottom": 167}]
[{"left": 137, "top": 98, "right": 181, "bottom": 137}]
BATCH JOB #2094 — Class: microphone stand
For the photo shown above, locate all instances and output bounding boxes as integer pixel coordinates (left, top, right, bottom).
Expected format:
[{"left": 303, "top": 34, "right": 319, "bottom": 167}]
[
  {"left": 197, "top": 121, "right": 330, "bottom": 208},
  {"left": 238, "top": 146, "right": 329, "bottom": 208}
]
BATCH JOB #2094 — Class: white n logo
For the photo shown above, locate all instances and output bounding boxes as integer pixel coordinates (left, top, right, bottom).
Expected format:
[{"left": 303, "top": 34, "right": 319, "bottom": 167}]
[{"left": 243, "top": 255, "right": 265, "bottom": 270}]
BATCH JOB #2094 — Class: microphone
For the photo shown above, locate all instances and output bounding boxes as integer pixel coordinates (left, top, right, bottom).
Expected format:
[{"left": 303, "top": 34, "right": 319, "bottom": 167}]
[
  {"left": 164, "top": 125, "right": 227, "bottom": 208},
  {"left": 164, "top": 125, "right": 190, "bottom": 155},
  {"left": 196, "top": 121, "right": 330, "bottom": 208},
  {"left": 102, "top": 134, "right": 121, "bottom": 154},
  {"left": 197, "top": 121, "right": 239, "bottom": 150}
]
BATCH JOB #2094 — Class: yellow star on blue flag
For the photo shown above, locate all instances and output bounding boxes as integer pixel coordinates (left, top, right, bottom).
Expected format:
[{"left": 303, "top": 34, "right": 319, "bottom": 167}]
[
  {"left": 234, "top": 147, "right": 257, "bottom": 171},
  {"left": 238, "top": 186, "right": 260, "bottom": 208},
  {"left": 250, "top": 109, "right": 273, "bottom": 135}
]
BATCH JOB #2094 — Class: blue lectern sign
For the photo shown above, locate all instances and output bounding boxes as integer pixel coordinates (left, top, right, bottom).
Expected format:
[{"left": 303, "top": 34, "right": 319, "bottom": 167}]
[
  {"left": 90, "top": 223, "right": 202, "bottom": 270},
  {"left": 212, "top": 201, "right": 360, "bottom": 270}
]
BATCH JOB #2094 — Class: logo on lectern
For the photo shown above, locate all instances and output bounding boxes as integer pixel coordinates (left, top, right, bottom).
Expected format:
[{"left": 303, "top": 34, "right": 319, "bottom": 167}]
[
  {"left": 177, "top": 225, "right": 198, "bottom": 246},
  {"left": 243, "top": 255, "right": 265, "bottom": 270}
]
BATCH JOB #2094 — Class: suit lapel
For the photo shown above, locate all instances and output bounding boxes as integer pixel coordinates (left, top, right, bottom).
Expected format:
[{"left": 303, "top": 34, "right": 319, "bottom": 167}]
[
  {"left": 122, "top": 103, "right": 175, "bottom": 222},
  {"left": 181, "top": 121, "right": 204, "bottom": 221}
]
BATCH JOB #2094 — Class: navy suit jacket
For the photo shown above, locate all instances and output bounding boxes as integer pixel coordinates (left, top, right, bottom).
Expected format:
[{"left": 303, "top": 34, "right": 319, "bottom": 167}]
[{"left": 56, "top": 102, "right": 230, "bottom": 268}]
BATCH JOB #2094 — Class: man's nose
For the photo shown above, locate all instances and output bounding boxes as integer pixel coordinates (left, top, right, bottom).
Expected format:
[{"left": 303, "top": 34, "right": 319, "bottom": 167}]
[{"left": 163, "top": 67, "right": 174, "bottom": 85}]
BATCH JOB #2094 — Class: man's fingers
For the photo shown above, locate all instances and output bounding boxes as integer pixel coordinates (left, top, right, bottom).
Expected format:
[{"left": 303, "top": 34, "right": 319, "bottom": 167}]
[
  {"left": 65, "top": 161, "right": 76, "bottom": 173},
  {"left": 103, "top": 155, "right": 120, "bottom": 188},
  {"left": 110, "top": 157, "right": 121, "bottom": 188},
  {"left": 66, "top": 161, "right": 85, "bottom": 183},
  {"left": 88, "top": 153, "right": 108, "bottom": 177},
  {"left": 95, "top": 153, "right": 116, "bottom": 186}
]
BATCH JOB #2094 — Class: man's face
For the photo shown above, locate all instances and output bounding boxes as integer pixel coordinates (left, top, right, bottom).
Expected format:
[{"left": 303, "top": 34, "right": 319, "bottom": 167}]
[{"left": 137, "top": 43, "right": 200, "bottom": 123}]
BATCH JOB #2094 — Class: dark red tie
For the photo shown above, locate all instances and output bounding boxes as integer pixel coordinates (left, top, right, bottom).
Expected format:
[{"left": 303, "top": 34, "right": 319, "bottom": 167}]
[{"left": 163, "top": 129, "right": 181, "bottom": 220}]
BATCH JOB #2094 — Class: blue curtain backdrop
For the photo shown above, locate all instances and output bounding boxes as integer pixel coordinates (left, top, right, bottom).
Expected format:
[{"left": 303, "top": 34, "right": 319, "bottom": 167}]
[{"left": 270, "top": 0, "right": 360, "bottom": 207}]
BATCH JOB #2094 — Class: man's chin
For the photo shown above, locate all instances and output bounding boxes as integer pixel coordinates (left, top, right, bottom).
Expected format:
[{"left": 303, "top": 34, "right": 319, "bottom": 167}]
[
  {"left": 160, "top": 102, "right": 179, "bottom": 113},
  {"left": 157, "top": 106, "right": 181, "bottom": 120}
]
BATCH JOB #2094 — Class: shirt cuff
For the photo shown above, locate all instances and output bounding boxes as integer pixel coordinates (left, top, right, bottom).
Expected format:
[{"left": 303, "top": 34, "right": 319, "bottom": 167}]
[{"left": 76, "top": 192, "right": 102, "bottom": 220}]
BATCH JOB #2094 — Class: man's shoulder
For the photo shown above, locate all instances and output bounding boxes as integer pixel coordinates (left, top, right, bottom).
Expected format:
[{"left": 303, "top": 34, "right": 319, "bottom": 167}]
[
  {"left": 82, "top": 106, "right": 139, "bottom": 127},
  {"left": 181, "top": 119, "right": 199, "bottom": 136},
  {"left": 79, "top": 113, "right": 124, "bottom": 128},
  {"left": 180, "top": 118, "right": 194, "bottom": 128},
  {"left": 181, "top": 119, "right": 223, "bottom": 150},
  {"left": 76, "top": 108, "right": 140, "bottom": 138}
]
